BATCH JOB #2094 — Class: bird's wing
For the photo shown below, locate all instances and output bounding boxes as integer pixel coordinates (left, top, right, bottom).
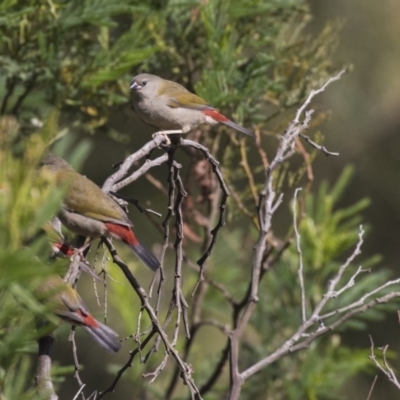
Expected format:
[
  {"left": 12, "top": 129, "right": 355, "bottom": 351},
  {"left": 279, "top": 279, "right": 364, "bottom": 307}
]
[
  {"left": 164, "top": 84, "right": 214, "bottom": 110},
  {"left": 59, "top": 290, "right": 80, "bottom": 313},
  {"left": 60, "top": 171, "right": 131, "bottom": 226},
  {"left": 57, "top": 288, "right": 90, "bottom": 324},
  {"left": 38, "top": 276, "right": 91, "bottom": 326},
  {"left": 43, "top": 278, "right": 85, "bottom": 324}
]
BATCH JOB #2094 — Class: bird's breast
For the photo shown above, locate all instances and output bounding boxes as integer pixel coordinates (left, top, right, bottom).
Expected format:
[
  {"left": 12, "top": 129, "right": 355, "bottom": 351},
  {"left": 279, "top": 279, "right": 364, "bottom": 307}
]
[
  {"left": 133, "top": 95, "right": 213, "bottom": 131},
  {"left": 59, "top": 209, "right": 107, "bottom": 238}
]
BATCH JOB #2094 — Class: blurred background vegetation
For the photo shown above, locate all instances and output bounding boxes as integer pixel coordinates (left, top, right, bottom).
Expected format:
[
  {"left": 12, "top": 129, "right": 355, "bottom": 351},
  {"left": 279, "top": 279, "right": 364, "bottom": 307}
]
[{"left": 1, "top": 0, "right": 400, "bottom": 399}]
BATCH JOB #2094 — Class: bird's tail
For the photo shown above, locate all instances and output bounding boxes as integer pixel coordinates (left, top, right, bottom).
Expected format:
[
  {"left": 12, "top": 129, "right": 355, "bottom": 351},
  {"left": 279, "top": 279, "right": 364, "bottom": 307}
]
[
  {"left": 201, "top": 109, "right": 254, "bottom": 137},
  {"left": 221, "top": 119, "right": 255, "bottom": 137},
  {"left": 105, "top": 223, "right": 161, "bottom": 271},
  {"left": 81, "top": 321, "right": 121, "bottom": 353},
  {"left": 128, "top": 241, "right": 161, "bottom": 271}
]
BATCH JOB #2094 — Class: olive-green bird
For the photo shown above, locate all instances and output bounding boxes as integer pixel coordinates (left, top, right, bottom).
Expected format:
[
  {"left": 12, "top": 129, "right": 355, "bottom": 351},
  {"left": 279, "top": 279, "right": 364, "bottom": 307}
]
[
  {"left": 38, "top": 275, "right": 121, "bottom": 352},
  {"left": 41, "top": 154, "right": 160, "bottom": 271}
]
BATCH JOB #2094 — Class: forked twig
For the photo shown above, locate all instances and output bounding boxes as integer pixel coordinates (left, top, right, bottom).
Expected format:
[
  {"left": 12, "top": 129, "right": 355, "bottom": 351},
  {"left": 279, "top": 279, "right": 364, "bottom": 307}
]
[{"left": 98, "top": 239, "right": 203, "bottom": 400}]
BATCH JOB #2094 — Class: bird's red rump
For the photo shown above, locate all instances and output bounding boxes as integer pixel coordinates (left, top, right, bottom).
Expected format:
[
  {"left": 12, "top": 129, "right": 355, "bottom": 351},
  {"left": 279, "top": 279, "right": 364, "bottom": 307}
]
[
  {"left": 105, "top": 223, "right": 139, "bottom": 246},
  {"left": 77, "top": 309, "right": 99, "bottom": 328},
  {"left": 202, "top": 109, "right": 229, "bottom": 122}
]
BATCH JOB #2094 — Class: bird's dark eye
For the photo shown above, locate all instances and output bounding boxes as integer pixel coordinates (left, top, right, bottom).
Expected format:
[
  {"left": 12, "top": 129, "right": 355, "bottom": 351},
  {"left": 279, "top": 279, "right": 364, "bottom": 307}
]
[{"left": 142, "top": 80, "right": 147, "bottom": 86}]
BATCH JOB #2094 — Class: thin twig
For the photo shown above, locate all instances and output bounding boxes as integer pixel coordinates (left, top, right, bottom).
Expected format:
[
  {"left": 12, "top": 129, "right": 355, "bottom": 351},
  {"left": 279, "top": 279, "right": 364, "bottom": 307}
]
[
  {"left": 320, "top": 276, "right": 400, "bottom": 320},
  {"left": 293, "top": 188, "right": 306, "bottom": 322},
  {"left": 309, "top": 225, "right": 365, "bottom": 321},
  {"left": 110, "top": 191, "right": 162, "bottom": 217},
  {"left": 299, "top": 133, "right": 339, "bottom": 157},
  {"left": 100, "top": 239, "right": 203, "bottom": 399},
  {"left": 69, "top": 329, "right": 85, "bottom": 398},
  {"left": 180, "top": 140, "right": 230, "bottom": 270},
  {"left": 98, "top": 331, "right": 156, "bottom": 398},
  {"left": 228, "top": 69, "right": 347, "bottom": 400},
  {"left": 102, "top": 135, "right": 166, "bottom": 193},
  {"left": 240, "top": 291, "right": 400, "bottom": 381},
  {"left": 331, "top": 266, "right": 369, "bottom": 298},
  {"left": 369, "top": 336, "right": 400, "bottom": 390},
  {"left": 72, "top": 384, "right": 86, "bottom": 400},
  {"left": 293, "top": 70, "right": 346, "bottom": 125},
  {"left": 111, "top": 153, "right": 169, "bottom": 193},
  {"left": 366, "top": 375, "right": 378, "bottom": 400}
]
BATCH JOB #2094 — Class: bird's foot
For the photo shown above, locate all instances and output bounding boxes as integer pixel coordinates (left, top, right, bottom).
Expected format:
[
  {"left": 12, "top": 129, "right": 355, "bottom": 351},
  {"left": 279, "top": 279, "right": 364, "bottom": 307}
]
[
  {"left": 53, "top": 240, "right": 102, "bottom": 281},
  {"left": 153, "top": 129, "right": 184, "bottom": 136},
  {"left": 153, "top": 130, "right": 184, "bottom": 145},
  {"left": 73, "top": 240, "right": 94, "bottom": 259}
]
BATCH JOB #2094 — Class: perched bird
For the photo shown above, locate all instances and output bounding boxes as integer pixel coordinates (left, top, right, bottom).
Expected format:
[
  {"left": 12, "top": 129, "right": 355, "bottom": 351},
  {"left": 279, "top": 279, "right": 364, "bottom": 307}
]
[
  {"left": 41, "top": 154, "right": 160, "bottom": 271},
  {"left": 37, "top": 275, "right": 121, "bottom": 352},
  {"left": 130, "top": 73, "right": 254, "bottom": 137},
  {"left": 42, "top": 219, "right": 103, "bottom": 282}
]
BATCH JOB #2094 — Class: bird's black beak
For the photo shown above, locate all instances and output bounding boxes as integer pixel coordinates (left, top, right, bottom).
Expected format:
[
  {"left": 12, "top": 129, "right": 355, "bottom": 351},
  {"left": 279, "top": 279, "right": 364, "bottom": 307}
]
[{"left": 130, "top": 80, "right": 140, "bottom": 91}]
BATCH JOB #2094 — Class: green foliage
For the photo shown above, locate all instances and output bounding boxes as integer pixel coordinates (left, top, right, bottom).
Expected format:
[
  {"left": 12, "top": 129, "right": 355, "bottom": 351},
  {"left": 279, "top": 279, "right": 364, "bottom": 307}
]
[
  {"left": 0, "top": 116, "right": 88, "bottom": 399},
  {"left": 0, "top": 0, "right": 160, "bottom": 131},
  {"left": 0, "top": 123, "right": 50, "bottom": 384},
  {"left": 0, "top": 358, "right": 40, "bottom": 400},
  {"left": 0, "top": 0, "right": 380, "bottom": 399},
  {"left": 236, "top": 168, "right": 389, "bottom": 400},
  {"left": 166, "top": 167, "right": 388, "bottom": 400},
  {"left": 117, "top": 168, "right": 388, "bottom": 400},
  {"left": 0, "top": 0, "right": 339, "bottom": 138}
]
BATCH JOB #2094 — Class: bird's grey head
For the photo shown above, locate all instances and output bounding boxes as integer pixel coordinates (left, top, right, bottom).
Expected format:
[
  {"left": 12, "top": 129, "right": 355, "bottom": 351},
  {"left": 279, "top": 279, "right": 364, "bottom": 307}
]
[{"left": 130, "top": 73, "right": 160, "bottom": 97}]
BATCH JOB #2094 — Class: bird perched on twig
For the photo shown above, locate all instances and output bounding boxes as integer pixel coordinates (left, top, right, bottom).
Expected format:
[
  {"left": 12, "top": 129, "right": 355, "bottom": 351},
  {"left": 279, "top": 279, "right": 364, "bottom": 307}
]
[
  {"left": 40, "top": 154, "right": 160, "bottom": 271},
  {"left": 37, "top": 274, "right": 121, "bottom": 352},
  {"left": 130, "top": 73, "right": 254, "bottom": 138}
]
